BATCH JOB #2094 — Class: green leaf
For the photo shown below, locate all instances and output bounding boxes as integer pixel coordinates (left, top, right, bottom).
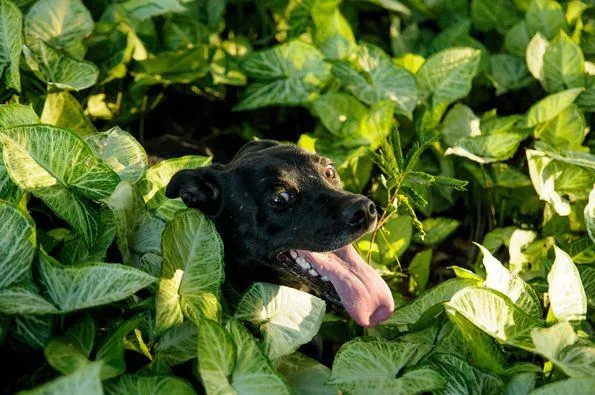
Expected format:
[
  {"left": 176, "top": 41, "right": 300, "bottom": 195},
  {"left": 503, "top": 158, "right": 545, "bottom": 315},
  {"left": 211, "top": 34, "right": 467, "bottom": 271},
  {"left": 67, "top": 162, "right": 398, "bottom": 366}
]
[
  {"left": 329, "top": 338, "right": 444, "bottom": 394},
  {"left": 445, "top": 287, "right": 543, "bottom": 350},
  {"left": 0, "top": 125, "right": 120, "bottom": 246},
  {"left": 0, "top": 286, "right": 58, "bottom": 314},
  {"left": 505, "top": 372, "right": 535, "bottom": 395},
  {"left": 525, "top": 0, "right": 567, "bottom": 40},
  {"left": 356, "top": 215, "right": 412, "bottom": 267},
  {"left": 427, "top": 353, "right": 504, "bottom": 395},
  {"left": 24, "top": 0, "right": 94, "bottom": 59},
  {"left": 38, "top": 249, "right": 156, "bottom": 312},
  {"left": 155, "top": 268, "right": 184, "bottom": 335},
  {"left": 236, "top": 40, "right": 331, "bottom": 111},
  {"left": 531, "top": 322, "right": 595, "bottom": 378},
  {"left": 547, "top": 246, "right": 587, "bottom": 321},
  {"left": 196, "top": 318, "right": 237, "bottom": 395},
  {"left": 384, "top": 278, "right": 477, "bottom": 331},
  {"left": 41, "top": 92, "right": 96, "bottom": 138},
  {"left": 0, "top": 200, "right": 36, "bottom": 289},
  {"left": 526, "top": 32, "right": 549, "bottom": 84},
  {"left": 408, "top": 249, "right": 432, "bottom": 295},
  {"left": 134, "top": 46, "right": 210, "bottom": 84},
  {"left": 104, "top": 375, "right": 197, "bottom": 395},
  {"left": 489, "top": 54, "right": 532, "bottom": 94},
  {"left": 44, "top": 337, "right": 91, "bottom": 376},
  {"left": 228, "top": 319, "right": 290, "bottom": 394},
  {"left": 331, "top": 43, "right": 419, "bottom": 113},
  {"left": 275, "top": 352, "right": 338, "bottom": 395},
  {"left": 471, "top": 0, "right": 519, "bottom": 33},
  {"left": 535, "top": 143, "right": 595, "bottom": 170},
  {"left": 18, "top": 361, "right": 103, "bottom": 395},
  {"left": 414, "top": 217, "right": 460, "bottom": 245},
  {"left": 102, "top": 181, "right": 165, "bottom": 265},
  {"left": 12, "top": 315, "right": 54, "bottom": 348},
  {"left": 155, "top": 321, "right": 197, "bottom": 366},
  {"left": 159, "top": 209, "right": 224, "bottom": 327},
  {"left": 55, "top": 208, "right": 116, "bottom": 265},
  {"left": 137, "top": 155, "right": 211, "bottom": 221},
  {"left": 314, "top": 92, "right": 368, "bottom": 136},
  {"left": 311, "top": 0, "right": 357, "bottom": 60},
  {"left": 525, "top": 88, "right": 583, "bottom": 127},
  {"left": 531, "top": 377, "right": 595, "bottom": 395},
  {"left": 586, "top": 186, "right": 595, "bottom": 243},
  {"left": 476, "top": 243, "right": 542, "bottom": 318},
  {"left": 85, "top": 127, "right": 147, "bottom": 183},
  {"left": 493, "top": 164, "right": 532, "bottom": 188},
  {"left": 235, "top": 283, "right": 326, "bottom": 360},
  {"left": 446, "top": 307, "right": 507, "bottom": 374},
  {"left": 543, "top": 31, "right": 585, "bottom": 92},
  {"left": 505, "top": 21, "right": 530, "bottom": 57},
  {"left": 113, "top": 0, "right": 186, "bottom": 21},
  {"left": 0, "top": 103, "right": 39, "bottom": 128},
  {"left": 568, "top": 237, "right": 595, "bottom": 264},
  {"left": 534, "top": 104, "right": 586, "bottom": 149},
  {"left": 440, "top": 104, "right": 480, "bottom": 146},
  {"left": 95, "top": 316, "right": 142, "bottom": 379},
  {"left": 66, "top": 315, "right": 95, "bottom": 357},
  {"left": 445, "top": 130, "right": 528, "bottom": 164},
  {"left": 417, "top": 47, "right": 481, "bottom": 107},
  {"left": 526, "top": 149, "right": 570, "bottom": 216},
  {"left": 0, "top": 0, "right": 23, "bottom": 91},
  {"left": 34, "top": 41, "right": 99, "bottom": 91}
]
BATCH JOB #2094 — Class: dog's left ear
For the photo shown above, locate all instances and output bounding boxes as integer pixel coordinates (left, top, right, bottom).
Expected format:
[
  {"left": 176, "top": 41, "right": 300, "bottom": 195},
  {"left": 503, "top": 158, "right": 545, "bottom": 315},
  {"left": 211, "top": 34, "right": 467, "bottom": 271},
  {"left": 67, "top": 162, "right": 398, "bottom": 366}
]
[
  {"left": 232, "top": 139, "right": 280, "bottom": 161},
  {"left": 165, "top": 168, "right": 222, "bottom": 217}
]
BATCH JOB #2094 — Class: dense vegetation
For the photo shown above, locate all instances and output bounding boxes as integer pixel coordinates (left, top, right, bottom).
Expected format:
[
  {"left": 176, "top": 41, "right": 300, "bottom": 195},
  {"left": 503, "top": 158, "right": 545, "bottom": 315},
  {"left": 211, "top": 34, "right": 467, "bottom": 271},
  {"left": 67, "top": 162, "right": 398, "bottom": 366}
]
[{"left": 0, "top": 0, "right": 594, "bottom": 393}]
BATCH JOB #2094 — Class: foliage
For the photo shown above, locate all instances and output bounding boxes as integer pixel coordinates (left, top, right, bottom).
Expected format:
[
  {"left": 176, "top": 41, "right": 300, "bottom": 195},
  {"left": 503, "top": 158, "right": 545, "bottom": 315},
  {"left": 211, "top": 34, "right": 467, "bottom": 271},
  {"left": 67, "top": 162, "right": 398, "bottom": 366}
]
[{"left": 0, "top": 0, "right": 594, "bottom": 393}]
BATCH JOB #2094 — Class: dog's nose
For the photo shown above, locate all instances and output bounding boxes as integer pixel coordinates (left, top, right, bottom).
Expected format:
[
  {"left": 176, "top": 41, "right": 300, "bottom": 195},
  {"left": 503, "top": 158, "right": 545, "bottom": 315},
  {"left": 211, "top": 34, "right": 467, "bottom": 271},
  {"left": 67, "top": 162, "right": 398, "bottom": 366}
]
[{"left": 344, "top": 197, "right": 377, "bottom": 228}]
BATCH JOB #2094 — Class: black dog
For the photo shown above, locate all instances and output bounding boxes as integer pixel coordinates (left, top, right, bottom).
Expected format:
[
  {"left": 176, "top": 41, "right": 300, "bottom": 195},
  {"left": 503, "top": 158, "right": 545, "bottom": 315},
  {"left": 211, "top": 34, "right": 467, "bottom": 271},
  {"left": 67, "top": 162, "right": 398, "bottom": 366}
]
[{"left": 165, "top": 140, "right": 394, "bottom": 327}]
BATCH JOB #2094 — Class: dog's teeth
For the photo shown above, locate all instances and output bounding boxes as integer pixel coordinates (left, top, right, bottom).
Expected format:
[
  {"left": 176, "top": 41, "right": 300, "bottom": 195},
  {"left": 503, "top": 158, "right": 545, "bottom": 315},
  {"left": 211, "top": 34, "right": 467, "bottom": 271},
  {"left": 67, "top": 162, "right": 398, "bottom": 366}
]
[
  {"left": 290, "top": 250, "right": 298, "bottom": 259},
  {"left": 321, "top": 275, "right": 329, "bottom": 281},
  {"left": 308, "top": 269, "right": 319, "bottom": 277},
  {"left": 296, "top": 257, "right": 310, "bottom": 270}
]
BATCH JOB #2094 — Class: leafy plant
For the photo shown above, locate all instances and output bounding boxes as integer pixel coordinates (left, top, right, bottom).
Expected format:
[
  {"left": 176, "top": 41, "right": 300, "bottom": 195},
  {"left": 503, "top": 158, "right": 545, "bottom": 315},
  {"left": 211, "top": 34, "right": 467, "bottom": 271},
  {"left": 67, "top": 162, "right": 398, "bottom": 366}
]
[{"left": 0, "top": 0, "right": 594, "bottom": 394}]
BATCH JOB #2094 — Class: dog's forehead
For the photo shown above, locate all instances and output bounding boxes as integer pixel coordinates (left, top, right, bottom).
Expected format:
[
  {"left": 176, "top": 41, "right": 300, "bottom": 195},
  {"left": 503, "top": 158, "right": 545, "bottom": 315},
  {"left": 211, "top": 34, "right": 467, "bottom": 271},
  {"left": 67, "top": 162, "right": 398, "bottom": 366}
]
[{"left": 229, "top": 145, "right": 329, "bottom": 186}]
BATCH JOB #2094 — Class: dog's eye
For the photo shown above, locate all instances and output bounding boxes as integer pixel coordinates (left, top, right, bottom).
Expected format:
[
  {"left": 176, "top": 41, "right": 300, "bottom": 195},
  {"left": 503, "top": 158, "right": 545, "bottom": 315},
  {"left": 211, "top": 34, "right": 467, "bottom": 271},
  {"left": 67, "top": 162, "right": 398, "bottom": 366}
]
[
  {"left": 272, "top": 191, "right": 292, "bottom": 207},
  {"left": 324, "top": 165, "right": 337, "bottom": 179}
]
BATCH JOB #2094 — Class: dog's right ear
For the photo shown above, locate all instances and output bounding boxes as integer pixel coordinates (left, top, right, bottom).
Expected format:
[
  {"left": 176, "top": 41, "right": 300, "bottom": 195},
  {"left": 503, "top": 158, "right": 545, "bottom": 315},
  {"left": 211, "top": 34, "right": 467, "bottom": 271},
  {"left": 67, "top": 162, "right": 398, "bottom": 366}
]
[{"left": 165, "top": 168, "right": 222, "bottom": 217}]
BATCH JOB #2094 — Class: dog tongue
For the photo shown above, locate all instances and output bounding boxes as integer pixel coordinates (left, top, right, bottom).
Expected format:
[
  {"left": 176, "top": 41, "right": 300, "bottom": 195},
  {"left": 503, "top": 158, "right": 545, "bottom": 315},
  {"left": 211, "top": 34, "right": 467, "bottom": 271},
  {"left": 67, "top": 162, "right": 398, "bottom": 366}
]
[{"left": 300, "top": 245, "right": 394, "bottom": 327}]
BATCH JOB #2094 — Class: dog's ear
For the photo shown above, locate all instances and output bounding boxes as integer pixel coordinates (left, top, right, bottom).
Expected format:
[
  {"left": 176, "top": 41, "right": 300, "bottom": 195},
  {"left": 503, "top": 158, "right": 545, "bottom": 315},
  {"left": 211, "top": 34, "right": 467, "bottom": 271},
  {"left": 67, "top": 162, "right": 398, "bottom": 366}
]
[
  {"left": 165, "top": 168, "right": 222, "bottom": 217},
  {"left": 232, "top": 139, "right": 280, "bottom": 161}
]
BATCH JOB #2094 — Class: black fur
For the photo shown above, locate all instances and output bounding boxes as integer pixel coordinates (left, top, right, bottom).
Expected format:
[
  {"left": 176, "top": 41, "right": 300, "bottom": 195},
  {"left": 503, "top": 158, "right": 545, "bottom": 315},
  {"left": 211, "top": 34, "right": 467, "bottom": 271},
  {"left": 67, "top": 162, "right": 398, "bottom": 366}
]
[{"left": 165, "top": 140, "right": 377, "bottom": 302}]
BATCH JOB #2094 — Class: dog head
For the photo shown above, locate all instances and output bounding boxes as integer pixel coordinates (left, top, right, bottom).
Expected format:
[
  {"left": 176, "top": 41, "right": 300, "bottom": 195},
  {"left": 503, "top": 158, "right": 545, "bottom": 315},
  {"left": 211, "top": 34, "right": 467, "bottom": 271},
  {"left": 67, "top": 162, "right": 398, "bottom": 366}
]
[{"left": 166, "top": 140, "right": 394, "bottom": 327}]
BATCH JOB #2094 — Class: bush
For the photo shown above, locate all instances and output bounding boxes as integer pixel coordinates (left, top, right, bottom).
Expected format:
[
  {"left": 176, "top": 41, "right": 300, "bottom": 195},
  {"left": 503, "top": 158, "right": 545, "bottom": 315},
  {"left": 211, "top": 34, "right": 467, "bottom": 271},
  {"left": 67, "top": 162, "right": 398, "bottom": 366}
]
[{"left": 0, "top": 0, "right": 594, "bottom": 394}]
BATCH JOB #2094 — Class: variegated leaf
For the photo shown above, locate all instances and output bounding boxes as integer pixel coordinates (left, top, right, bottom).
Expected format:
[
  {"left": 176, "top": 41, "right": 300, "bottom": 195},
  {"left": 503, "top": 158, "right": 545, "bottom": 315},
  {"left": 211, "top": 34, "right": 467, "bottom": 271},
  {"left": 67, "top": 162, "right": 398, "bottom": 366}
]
[
  {"left": 38, "top": 249, "right": 156, "bottom": 312},
  {"left": 235, "top": 283, "right": 326, "bottom": 360},
  {"left": 0, "top": 125, "right": 119, "bottom": 245},
  {"left": 0, "top": 200, "right": 35, "bottom": 289},
  {"left": 86, "top": 127, "right": 147, "bottom": 183}
]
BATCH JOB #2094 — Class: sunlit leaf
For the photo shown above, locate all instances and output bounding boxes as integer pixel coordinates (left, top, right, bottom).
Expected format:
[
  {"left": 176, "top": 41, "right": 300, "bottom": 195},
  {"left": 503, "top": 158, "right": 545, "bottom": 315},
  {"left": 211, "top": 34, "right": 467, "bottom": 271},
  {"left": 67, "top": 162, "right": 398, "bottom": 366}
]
[
  {"left": 235, "top": 283, "right": 326, "bottom": 360},
  {"left": 547, "top": 246, "right": 587, "bottom": 321}
]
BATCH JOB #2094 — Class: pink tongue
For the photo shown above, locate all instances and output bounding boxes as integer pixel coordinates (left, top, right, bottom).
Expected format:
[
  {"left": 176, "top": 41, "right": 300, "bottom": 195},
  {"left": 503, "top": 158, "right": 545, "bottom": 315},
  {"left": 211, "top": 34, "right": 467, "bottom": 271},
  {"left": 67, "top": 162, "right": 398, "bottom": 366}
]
[{"left": 301, "top": 245, "right": 394, "bottom": 327}]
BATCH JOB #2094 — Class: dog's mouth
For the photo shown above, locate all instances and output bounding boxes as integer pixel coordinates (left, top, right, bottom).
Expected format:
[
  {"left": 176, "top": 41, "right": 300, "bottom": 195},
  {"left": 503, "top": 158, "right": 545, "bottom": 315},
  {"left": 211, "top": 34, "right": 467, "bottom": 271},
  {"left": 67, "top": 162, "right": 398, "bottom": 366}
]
[{"left": 277, "top": 244, "right": 394, "bottom": 328}]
